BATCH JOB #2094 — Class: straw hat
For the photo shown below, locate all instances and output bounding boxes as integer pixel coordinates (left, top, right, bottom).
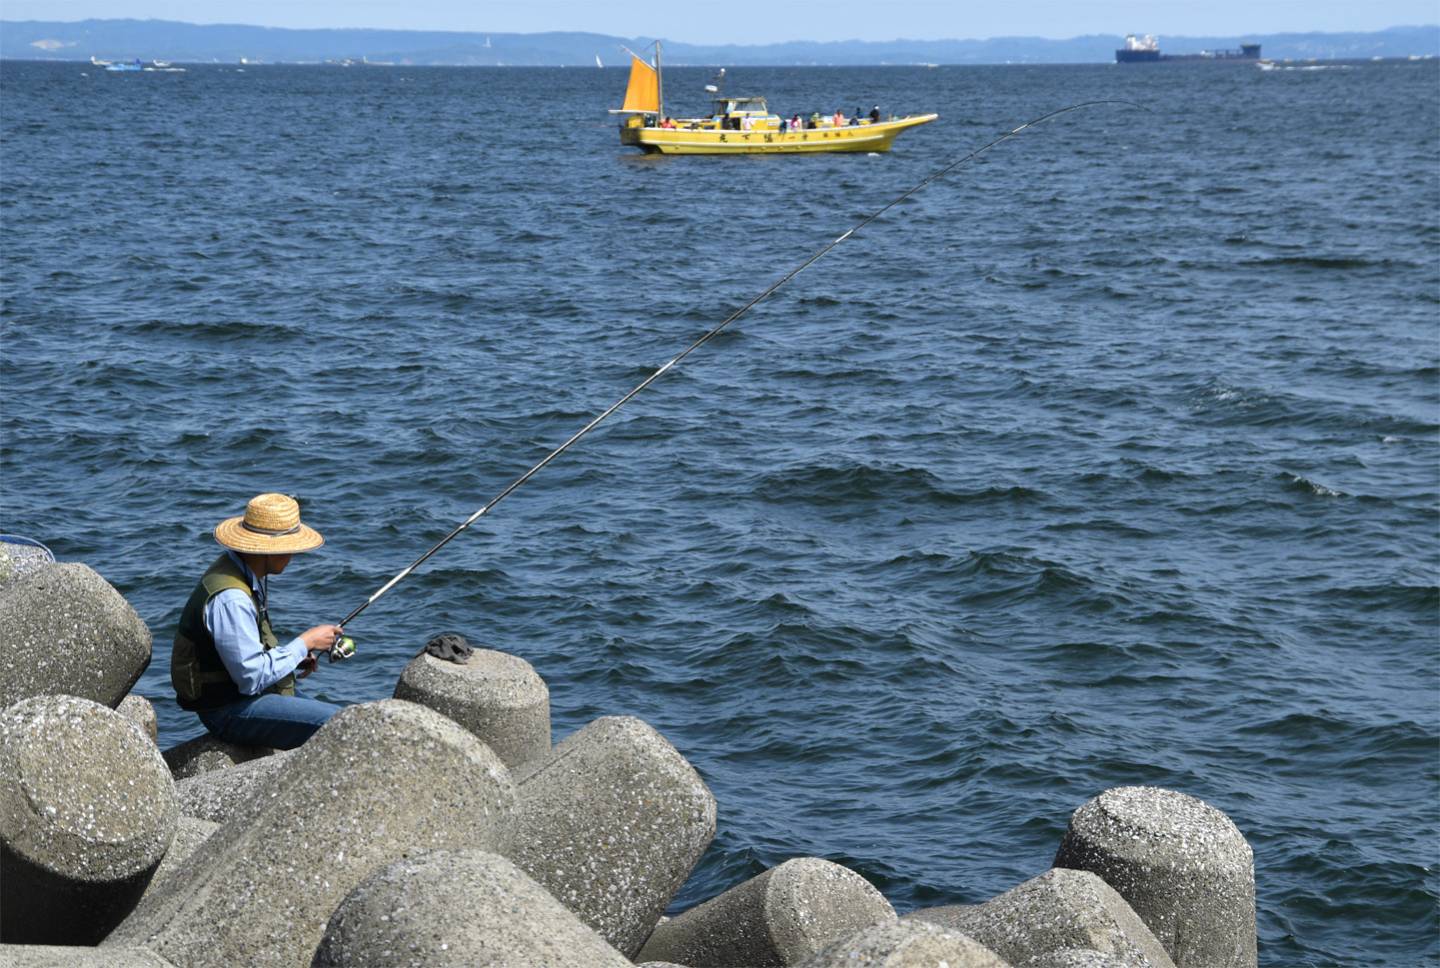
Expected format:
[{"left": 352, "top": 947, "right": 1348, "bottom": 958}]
[{"left": 214, "top": 493, "right": 324, "bottom": 555}]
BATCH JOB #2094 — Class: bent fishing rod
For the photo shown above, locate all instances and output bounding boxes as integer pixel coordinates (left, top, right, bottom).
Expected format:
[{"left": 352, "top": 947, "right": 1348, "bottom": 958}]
[{"left": 327, "top": 99, "right": 1141, "bottom": 660}]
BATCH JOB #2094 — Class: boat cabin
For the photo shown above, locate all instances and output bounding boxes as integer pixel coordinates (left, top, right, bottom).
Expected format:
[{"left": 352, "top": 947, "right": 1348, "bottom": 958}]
[{"left": 709, "top": 96, "right": 776, "bottom": 130}]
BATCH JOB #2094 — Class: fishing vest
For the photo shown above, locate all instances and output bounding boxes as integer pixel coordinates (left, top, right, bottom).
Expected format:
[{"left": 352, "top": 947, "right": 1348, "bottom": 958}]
[{"left": 171, "top": 553, "right": 295, "bottom": 711}]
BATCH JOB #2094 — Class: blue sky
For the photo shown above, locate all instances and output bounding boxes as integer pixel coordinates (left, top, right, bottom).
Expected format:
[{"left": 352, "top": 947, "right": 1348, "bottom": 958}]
[{"left": 3, "top": 0, "right": 1435, "bottom": 45}]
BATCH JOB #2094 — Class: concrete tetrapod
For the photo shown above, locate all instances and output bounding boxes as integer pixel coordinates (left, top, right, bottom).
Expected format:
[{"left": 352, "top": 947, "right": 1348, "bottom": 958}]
[
  {"left": 800, "top": 919, "right": 1011, "bottom": 968},
  {"left": 637, "top": 856, "right": 897, "bottom": 966},
  {"left": 393, "top": 649, "right": 550, "bottom": 768},
  {"left": 1020, "top": 950, "right": 1148, "bottom": 968},
  {"left": 0, "top": 695, "right": 177, "bottom": 945},
  {"left": 118, "top": 695, "right": 158, "bottom": 745},
  {"left": 0, "top": 539, "right": 54, "bottom": 589},
  {"left": 311, "top": 848, "right": 632, "bottom": 967},
  {"left": 161, "top": 733, "right": 276, "bottom": 780},
  {"left": 906, "top": 868, "right": 1175, "bottom": 968},
  {"left": 0, "top": 563, "right": 152, "bottom": 710},
  {"left": 106, "top": 699, "right": 517, "bottom": 968},
  {"left": 507, "top": 715, "right": 717, "bottom": 958},
  {"left": 1053, "top": 786, "right": 1256, "bottom": 968},
  {"left": 0, "top": 944, "right": 176, "bottom": 966},
  {"left": 173, "top": 750, "right": 295, "bottom": 823}
]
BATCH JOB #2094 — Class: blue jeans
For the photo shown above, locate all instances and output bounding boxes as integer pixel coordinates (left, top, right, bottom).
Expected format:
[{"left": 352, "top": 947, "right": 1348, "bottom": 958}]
[{"left": 198, "top": 692, "right": 343, "bottom": 750}]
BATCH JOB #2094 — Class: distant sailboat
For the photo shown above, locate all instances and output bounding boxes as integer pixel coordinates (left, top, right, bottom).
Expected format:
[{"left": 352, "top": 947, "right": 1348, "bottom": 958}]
[{"left": 596, "top": 54, "right": 604, "bottom": 68}]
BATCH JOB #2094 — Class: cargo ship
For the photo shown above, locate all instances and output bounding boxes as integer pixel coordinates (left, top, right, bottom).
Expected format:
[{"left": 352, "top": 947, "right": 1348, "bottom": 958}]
[{"left": 1115, "top": 35, "right": 1260, "bottom": 63}]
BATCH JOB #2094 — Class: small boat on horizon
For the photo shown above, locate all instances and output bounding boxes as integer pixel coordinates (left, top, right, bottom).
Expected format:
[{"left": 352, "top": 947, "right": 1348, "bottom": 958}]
[
  {"left": 98, "top": 57, "right": 185, "bottom": 73},
  {"left": 610, "top": 42, "right": 937, "bottom": 155}
]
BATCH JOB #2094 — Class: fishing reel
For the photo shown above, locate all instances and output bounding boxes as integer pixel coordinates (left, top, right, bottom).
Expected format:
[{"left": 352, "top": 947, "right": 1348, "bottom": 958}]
[{"left": 329, "top": 635, "right": 357, "bottom": 662}]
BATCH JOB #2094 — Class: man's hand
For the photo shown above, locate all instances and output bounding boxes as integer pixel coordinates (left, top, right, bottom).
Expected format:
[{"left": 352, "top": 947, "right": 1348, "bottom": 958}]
[
  {"left": 297, "top": 624, "right": 342, "bottom": 678},
  {"left": 299, "top": 624, "right": 344, "bottom": 653}
]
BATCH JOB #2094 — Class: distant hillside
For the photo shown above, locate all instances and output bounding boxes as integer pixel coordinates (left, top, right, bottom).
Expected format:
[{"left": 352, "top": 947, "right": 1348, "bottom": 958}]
[{"left": 3, "top": 19, "right": 1437, "bottom": 66}]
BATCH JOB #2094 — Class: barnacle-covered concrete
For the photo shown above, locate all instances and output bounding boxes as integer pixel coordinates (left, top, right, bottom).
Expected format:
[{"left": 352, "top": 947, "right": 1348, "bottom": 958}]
[
  {"left": 638, "top": 856, "right": 897, "bottom": 966},
  {"left": 106, "top": 699, "right": 517, "bottom": 967},
  {"left": 0, "top": 694, "right": 177, "bottom": 944},
  {"left": 1054, "top": 786, "right": 1256, "bottom": 968}
]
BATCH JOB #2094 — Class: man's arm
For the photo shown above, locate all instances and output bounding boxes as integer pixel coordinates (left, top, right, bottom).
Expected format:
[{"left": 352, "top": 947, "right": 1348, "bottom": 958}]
[{"left": 204, "top": 589, "right": 309, "bottom": 695}]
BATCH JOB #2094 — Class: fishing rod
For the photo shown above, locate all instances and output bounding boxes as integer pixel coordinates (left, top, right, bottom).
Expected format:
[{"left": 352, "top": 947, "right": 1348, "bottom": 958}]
[{"left": 328, "top": 98, "right": 1141, "bottom": 659}]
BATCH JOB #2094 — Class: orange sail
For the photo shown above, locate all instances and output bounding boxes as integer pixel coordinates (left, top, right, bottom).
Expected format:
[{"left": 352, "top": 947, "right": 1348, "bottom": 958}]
[{"left": 620, "top": 55, "right": 659, "bottom": 114}]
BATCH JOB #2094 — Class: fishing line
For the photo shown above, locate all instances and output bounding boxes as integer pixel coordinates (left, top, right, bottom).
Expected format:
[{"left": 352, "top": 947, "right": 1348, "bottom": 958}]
[{"left": 336, "top": 98, "right": 1142, "bottom": 633}]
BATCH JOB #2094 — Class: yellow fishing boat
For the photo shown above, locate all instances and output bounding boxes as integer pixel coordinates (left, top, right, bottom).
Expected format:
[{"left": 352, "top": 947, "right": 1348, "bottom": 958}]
[{"left": 610, "top": 43, "right": 937, "bottom": 155}]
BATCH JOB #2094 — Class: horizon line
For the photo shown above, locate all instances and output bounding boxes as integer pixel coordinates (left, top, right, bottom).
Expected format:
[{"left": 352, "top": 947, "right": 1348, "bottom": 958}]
[{"left": 3, "top": 17, "right": 1437, "bottom": 48}]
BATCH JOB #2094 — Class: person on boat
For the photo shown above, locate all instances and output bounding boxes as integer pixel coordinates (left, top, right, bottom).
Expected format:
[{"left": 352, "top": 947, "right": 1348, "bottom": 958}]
[
  {"left": 170, "top": 493, "right": 345, "bottom": 750},
  {"left": 869, "top": 105, "right": 881, "bottom": 123},
  {"left": 810, "top": 112, "right": 821, "bottom": 129},
  {"left": 833, "top": 109, "right": 845, "bottom": 128},
  {"left": 660, "top": 116, "right": 676, "bottom": 129},
  {"left": 792, "top": 113, "right": 804, "bottom": 131}
]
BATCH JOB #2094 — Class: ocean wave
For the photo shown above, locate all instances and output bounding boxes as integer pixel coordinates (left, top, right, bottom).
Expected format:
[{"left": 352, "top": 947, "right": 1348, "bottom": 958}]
[
  {"left": 128, "top": 317, "right": 302, "bottom": 341},
  {"left": 1236, "top": 713, "right": 1437, "bottom": 765},
  {"left": 755, "top": 461, "right": 1044, "bottom": 508},
  {"left": 1188, "top": 378, "right": 1439, "bottom": 436},
  {"left": 1279, "top": 473, "right": 1346, "bottom": 498},
  {"left": 1238, "top": 255, "right": 1417, "bottom": 271},
  {"left": 1315, "top": 581, "right": 1439, "bottom": 612}
]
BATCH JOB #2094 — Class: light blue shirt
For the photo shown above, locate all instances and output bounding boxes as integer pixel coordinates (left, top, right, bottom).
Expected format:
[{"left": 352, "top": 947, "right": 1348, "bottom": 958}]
[{"left": 203, "top": 551, "right": 310, "bottom": 696}]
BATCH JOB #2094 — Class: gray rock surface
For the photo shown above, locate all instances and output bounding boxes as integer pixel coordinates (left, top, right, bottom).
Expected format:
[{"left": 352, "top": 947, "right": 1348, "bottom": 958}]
[
  {"left": 0, "top": 695, "right": 177, "bottom": 944},
  {"left": 0, "top": 563, "right": 152, "bottom": 710},
  {"left": 173, "top": 750, "right": 294, "bottom": 823},
  {"left": 637, "top": 857, "right": 896, "bottom": 966},
  {"left": 106, "top": 699, "right": 517, "bottom": 968},
  {"left": 800, "top": 919, "right": 1011, "bottom": 967},
  {"left": 393, "top": 649, "right": 550, "bottom": 768},
  {"left": 0, "top": 944, "right": 176, "bottom": 966},
  {"left": 1053, "top": 786, "right": 1256, "bottom": 968},
  {"left": 907, "top": 868, "right": 1174, "bottom": 968},
  {"left": 161, "top": 734, "right": 276, "bottom": 780},
  {"left": 1021, "top": 949, "right": 1145, "bottom": 968},
  {"left": 118, "top": 695, "right": 158, "bottom": 744},
  {"left": 507, "top": 715, "right": 716, "bottom": 959},
  {"left": 311, "top": 848, "right": 632, "bottom": 967}
]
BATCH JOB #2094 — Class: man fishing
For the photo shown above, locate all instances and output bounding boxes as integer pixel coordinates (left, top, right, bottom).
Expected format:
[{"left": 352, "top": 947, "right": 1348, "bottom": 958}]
[{"left": 170, "top": 492, "right": 344, "bottom": 749}]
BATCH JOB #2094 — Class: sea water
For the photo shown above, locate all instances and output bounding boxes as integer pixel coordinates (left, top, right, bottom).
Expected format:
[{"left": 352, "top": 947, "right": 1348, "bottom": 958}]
[{"left": 2, "top": 59, "right": 1436, "bottom": 965}]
